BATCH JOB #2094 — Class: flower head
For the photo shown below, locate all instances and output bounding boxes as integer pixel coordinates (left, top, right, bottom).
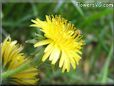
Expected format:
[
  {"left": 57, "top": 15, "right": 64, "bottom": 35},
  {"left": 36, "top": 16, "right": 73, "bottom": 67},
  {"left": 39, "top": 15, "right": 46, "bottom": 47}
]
[
  {"left": 31, "top": 15, "right": 85, "bottom": 72},
  {"left": 1, "top": 37, "right": 38, "bottom": 85}
]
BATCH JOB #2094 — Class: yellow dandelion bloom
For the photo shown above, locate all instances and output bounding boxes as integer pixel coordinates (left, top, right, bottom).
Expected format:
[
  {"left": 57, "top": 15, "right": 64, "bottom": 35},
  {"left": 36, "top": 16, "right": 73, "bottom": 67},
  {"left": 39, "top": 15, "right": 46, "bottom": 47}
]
[
  {"left": 31, "top": 15, "right": 85, "bottom": 72},
  {"left": 1, "top": 36, "right": 38, "bottom": 85}
]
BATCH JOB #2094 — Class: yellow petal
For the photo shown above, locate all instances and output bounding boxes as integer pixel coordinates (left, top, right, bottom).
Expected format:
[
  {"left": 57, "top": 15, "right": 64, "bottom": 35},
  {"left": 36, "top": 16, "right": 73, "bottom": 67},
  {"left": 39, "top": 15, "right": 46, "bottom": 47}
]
[
  {"left": 67, "top": 51, "right": 76, "bottom": 69},
  {"left": 59, "top": 51, "right": 65, "bottom": 68},
  {"left": 44, "top": 43, "right": 53, "bottom": 53},
  {"left": 42, "top": 47, "right": 54, "bottom": 62},
  {"left": 64, "top": 56, "right": 70, "bottom": 72},
  {"left": 49, "top": 45, "right": 60, "bottom": 62},
  {"left": 72, "top": 52, "right": 81, "bottom": 65},
  {"left": 60, "top": 51, "right": 70, "bottom": 72},
  {"left": 46, "top": 15, "right": 51, "bottom": 23},
  {"left": 51, "top": 46, "right": 60, "bottom": 64},
  {"left": 34, "top": 39, "right": 51, "bottom": 47}
]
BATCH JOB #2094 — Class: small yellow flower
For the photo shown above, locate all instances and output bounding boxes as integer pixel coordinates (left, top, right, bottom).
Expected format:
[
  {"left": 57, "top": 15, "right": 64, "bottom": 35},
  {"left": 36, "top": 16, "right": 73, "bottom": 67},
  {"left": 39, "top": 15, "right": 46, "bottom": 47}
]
[
  {"left": 1, "top": 37, "right": 38, "bottom": 85},
  {"left": 31, "top": 15, "right": 85, "bottom": 72}
]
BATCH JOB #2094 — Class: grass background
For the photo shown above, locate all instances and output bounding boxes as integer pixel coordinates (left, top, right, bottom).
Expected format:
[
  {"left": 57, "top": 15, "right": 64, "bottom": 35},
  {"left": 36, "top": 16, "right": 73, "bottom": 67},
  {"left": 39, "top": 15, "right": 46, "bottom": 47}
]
[{"left": 2, "top": 1, "right": 114, "bottom": 85}]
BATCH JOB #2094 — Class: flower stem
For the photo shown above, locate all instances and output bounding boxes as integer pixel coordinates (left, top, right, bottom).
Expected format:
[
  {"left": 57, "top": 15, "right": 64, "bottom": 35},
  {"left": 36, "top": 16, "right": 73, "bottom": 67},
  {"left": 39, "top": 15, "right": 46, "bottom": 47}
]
[{"left": 1, "top": 61, "right": 30, "bottom": 80}]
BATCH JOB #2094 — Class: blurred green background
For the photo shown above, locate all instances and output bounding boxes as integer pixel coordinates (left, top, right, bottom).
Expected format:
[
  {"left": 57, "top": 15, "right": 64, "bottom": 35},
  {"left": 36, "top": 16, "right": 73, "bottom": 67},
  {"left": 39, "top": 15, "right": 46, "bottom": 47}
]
[{"left": 2, "top": 1, "right": 114, "bottom": 85}]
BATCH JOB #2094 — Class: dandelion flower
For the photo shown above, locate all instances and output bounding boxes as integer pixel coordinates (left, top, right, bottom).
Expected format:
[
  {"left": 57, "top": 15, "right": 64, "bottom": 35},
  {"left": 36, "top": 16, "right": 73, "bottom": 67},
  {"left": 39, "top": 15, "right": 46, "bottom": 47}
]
[
  {"left": 31, "top": 15, "right": 85, "bottom": 72},
  {"left": 1, "top": 36, "right": 38, "bottom": 85}
]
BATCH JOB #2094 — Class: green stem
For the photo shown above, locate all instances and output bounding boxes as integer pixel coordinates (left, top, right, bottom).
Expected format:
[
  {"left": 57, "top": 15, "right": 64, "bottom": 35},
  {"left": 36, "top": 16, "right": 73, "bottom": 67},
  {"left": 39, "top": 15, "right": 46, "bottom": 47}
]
[{"left": 1, "top": 61, "right": 30, "bottom": 80}]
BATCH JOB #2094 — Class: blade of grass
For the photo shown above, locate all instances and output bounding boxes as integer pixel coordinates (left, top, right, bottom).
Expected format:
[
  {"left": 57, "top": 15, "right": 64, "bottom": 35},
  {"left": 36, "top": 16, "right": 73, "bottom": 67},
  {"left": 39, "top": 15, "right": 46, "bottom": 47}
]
[
  {"left": 99, "top": 43, "right": 113, "bottom": 84},
  {"left": 2, "top": 4, "right": 14, "bottom": 18},
  {"left": 31, "top": 3, "right": 38, "bottom": 17},
  {"left": 2, "top": 14, "right": 33, "bottom": 27},
  {"left": 71, "top": 0, "right": 84, "bottom": 17},
  {"left": 90, "top": 44, "right": 101, "bottom": 70},
  {"left": 53, "top": 0, "right": 65, "bottom": 13},
  {"left": 110, "top": 21, "right": 113, "bottom": 42},
  {"left": 99, "top": 27, "right": 109, "bottom": 53},
  {"left": 80, "top": 8, "right": 113, "bottom": 27},
  {"left": 2, "top": 28, "right": 9, "bottom": 37}
]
